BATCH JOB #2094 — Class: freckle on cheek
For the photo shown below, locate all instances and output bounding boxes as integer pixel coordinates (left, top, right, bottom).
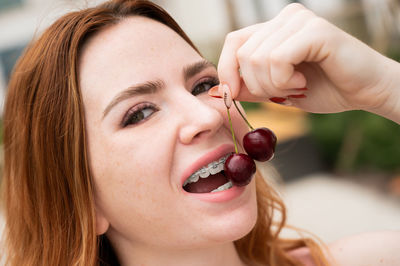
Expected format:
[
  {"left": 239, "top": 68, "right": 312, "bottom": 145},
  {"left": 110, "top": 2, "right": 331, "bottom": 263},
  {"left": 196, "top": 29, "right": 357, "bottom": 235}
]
[{"left": 125, "top": 179, "right": 146, "bottom": 201}]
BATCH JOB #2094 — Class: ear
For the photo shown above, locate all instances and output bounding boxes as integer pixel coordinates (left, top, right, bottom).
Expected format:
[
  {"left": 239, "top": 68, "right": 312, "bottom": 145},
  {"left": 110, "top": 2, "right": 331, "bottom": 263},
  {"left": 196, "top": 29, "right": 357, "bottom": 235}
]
[{"left": 95, "top": 205, "right": 110, "bottom": 235}]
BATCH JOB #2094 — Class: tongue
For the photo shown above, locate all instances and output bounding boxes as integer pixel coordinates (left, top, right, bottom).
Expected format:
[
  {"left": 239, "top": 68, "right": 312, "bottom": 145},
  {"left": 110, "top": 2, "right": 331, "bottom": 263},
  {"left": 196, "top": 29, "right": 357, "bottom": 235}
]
[{"left": 183, "top": 172, "right": 229, "bottom": 193}]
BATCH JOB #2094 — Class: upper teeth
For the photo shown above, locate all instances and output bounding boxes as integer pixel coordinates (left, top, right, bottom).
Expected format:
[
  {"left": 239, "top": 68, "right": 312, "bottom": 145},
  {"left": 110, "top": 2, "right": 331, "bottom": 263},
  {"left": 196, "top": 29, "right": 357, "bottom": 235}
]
[{"left": 183, "top": 154, "right": 230, "bottom": 187}]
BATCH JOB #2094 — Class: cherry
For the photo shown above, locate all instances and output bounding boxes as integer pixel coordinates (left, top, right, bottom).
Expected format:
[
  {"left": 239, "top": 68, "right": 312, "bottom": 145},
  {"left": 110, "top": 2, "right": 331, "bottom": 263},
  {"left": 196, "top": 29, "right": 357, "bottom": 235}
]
[
  {"left": 223, "top": 89, "right": 256, "bottom": 186},
  {"left": 221, "top": 86, "right": 277, "bottom": 187},
  {"left": 232, "top": 100, "right": 277, "bottom": 162},
  {"left": 243, "top": 127, "right": 276, "bottom": 162},
  {"left": 224, "top": 153, "right": 256, "bottom": 186}
]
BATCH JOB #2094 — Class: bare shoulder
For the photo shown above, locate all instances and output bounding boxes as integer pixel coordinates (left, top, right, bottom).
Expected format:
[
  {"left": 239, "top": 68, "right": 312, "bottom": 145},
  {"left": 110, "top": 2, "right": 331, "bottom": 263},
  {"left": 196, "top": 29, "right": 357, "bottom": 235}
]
[
  {"left": 328, "top": 231, "right": 400, "bottom": 265},
  {"left": 289, "top": 246, "right": 317, "bottom": 266},
  {"left": 289, "top": 231, "right": 400, "bottom": 266}
]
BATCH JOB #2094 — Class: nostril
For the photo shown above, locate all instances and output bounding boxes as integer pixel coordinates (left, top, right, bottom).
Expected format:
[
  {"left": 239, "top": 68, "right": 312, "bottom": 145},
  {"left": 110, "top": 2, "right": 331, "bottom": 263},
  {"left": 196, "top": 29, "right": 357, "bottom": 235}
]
[
  {"left": 193, "top": 130, "right": 210, "bottom": 140},
  {"left": 193, "top": 132, "right": 202, "bottom": 139}
]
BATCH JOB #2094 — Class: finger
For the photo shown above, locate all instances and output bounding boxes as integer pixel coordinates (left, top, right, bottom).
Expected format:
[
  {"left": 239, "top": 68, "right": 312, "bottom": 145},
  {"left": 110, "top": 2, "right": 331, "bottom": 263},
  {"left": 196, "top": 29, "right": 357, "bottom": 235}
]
[
  {"left": 235, "top": 3, "right": 304, "bottom": 64},
  {"left": 238, "top": 56, "right": 267, "bottom": 98},
  {"left": 217, "top": 2, "right": 308, "bottom": 99},
  {"left": 233, "top": 79, "right": 307, "bottom": 102},
  {"left": 217, "top": 23, "right": 263, "bottom": 99},
  {"left": 268, "top": 70, "right": 307, "bottom": 91},
  {"left": 269, "top": 18, "right": 329, "bottom": 85},
  {"left": 250, "top": 9, "right": 314, "bottom": 93},
  {"left": 236, "top": 20, "right": 285, "bottom": 98},
  {"left": 235, "top": 80, "right": 269, "bottom": 102}
]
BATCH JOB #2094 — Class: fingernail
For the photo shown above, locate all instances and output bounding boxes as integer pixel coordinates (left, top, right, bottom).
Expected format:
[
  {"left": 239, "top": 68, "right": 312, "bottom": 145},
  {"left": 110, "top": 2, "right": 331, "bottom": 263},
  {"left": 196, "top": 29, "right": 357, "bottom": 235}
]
[
  {"left": 269, "top": 97, "right": 293, "bottom": 106},
  {"left": 222, "top": 84, "right": 232, "bottom": 109},
  {"left": 269, "top": 97, "right": 287, "bottom": 104},
  {"left": 288, "top": 94, "right": 307, "bottom": 98},
  {"left": 208, "top": 85, "right": 221, "bottom": 98}
]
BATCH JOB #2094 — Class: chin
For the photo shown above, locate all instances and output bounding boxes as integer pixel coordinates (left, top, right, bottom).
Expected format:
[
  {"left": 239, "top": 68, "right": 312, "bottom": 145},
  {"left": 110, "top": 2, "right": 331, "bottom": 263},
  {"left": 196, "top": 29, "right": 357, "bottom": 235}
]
[{"left": 205, "top": 182, "right": 258, "bottom": 243}]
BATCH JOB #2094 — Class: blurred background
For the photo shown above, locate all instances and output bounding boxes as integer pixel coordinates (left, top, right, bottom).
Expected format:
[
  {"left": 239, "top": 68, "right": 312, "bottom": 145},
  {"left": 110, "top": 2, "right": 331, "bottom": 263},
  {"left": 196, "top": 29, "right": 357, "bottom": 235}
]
[{"left": 0, "top": 0, "right": 399, "bottom": 242}]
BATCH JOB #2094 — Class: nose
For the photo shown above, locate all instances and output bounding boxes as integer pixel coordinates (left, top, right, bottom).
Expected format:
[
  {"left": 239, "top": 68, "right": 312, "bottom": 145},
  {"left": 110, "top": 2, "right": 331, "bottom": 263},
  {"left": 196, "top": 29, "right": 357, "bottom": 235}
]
[{"left": 175, "top": 93, "right": 224, "bottom": 145}]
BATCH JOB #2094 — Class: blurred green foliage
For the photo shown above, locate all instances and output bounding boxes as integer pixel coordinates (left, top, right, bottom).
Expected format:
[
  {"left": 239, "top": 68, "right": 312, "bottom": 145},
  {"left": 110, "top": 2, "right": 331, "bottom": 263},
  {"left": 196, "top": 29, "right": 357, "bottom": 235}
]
[
  {"left": 241, "top": 101, "right": 261, "bottom": 111},
  {"left": 308, "top": 111, "right": 400, "bottom": 173},
  {"left": 388, "top": 47, "right": 400, "bottom": 62}
]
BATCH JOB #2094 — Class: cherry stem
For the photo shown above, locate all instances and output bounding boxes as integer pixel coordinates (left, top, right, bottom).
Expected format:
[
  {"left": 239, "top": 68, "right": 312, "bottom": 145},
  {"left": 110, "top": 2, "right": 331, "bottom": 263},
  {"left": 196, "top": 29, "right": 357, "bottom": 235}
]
[
  {"left": 227, "top": 107, "right": 238, "bottom": 154},
  {"left": 233, "top": 100, "right": 254, "bottom": 130}
]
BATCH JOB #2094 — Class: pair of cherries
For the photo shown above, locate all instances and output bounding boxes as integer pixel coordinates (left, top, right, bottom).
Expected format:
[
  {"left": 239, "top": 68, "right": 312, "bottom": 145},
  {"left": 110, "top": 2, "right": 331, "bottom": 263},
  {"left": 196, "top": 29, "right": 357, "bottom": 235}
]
[{"left": 222, "top": 89, "right": 277, "bottom": 186}]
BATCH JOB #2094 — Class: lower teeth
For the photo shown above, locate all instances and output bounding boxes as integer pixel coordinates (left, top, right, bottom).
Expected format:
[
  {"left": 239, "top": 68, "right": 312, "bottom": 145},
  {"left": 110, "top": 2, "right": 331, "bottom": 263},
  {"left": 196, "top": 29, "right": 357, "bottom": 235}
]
[{"left": 211, "top": 181, "right": 233, "bottom": 193}]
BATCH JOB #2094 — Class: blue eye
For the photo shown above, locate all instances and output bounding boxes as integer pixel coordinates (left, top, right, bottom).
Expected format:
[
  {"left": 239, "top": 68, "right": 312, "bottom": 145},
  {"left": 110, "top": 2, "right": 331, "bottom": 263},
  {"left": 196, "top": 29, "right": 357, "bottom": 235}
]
[
  {"left": 191, "top": 77, "right": 219, "bottom": 96},
  {"left": 122, "top": 103, "right": 158, "bottom": 127}
]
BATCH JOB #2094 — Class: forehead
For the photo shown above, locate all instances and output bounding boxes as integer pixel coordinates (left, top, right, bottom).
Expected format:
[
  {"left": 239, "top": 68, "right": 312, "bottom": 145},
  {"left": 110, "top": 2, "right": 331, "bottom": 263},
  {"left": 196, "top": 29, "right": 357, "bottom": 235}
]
[
  {"left": 78, "top": 16, "right": 201, "bottom": 111},
  {"left": 79, "top": 16, "right": 199, "bottom": 79}
]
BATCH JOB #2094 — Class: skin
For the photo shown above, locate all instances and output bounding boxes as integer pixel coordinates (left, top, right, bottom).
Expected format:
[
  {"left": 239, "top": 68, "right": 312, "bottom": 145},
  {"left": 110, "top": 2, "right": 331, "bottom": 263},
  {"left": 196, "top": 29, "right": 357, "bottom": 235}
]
[
  {"left": 79, "top": 16, "right": 256, "bottom": 266},
  {"left": 290, "top": 231, "right": 400, "bottom": 266},
  {"left": 79, "top": 4, "right": 400, "bottom": 266},
  {"left": 215, "top": 3, "right": 400, "bottom": 125},
  {"left": 213, "top": 3, "right": 400, "bottom": 265}
]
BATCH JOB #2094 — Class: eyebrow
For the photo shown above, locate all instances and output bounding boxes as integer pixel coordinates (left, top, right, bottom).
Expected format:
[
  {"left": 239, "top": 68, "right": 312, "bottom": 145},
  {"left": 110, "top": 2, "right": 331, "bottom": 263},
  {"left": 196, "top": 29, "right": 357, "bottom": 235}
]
[
  {"left": 102, "top": 80, "right": 164, "bottom": 118},
  {"left": 182, "top": 59, "right": 216, "bottom": 82},
  {"left": 102, "top": 59, "right": 216, "bottom": 119}
]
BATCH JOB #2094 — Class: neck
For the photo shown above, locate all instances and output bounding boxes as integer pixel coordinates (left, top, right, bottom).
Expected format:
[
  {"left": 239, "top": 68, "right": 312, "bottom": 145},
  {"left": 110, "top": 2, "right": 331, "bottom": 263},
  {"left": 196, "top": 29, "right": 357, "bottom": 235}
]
[{"left": 108, "top": 233, "right": 247, "bottom": 266}]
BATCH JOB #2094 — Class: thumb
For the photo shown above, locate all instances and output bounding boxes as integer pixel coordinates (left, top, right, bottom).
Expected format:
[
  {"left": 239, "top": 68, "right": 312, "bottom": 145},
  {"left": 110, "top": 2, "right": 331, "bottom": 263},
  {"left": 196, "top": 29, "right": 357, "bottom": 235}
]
[
  {"left": 208, "top": 80, "right": 269, "bottom": 103},
  {"left": 234, "top": 79, "right": 269, "bottom": 102}
]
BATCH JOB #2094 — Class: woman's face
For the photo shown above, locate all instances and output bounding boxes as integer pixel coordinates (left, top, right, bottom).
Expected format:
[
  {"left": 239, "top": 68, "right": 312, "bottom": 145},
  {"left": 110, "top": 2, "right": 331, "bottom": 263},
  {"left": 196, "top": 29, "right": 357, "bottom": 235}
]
[{"left": 79, "top": 16, "right": 257, "bottom": 250}]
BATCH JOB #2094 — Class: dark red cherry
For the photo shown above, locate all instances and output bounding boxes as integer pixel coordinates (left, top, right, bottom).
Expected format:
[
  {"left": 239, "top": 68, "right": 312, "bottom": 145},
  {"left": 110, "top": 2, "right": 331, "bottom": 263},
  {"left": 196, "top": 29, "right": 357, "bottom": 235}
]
[
  {"left": 243, "top": 127, "right": 277, "bottom": 162},
  {"left": 224, "top": 153, "right": 256, "bottom": 186}
]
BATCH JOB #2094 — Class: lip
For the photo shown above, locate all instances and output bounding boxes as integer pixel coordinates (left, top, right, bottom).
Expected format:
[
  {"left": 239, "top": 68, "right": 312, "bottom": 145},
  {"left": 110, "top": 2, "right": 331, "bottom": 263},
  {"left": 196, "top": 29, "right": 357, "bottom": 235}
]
[
  {"left": 182, "top": 184, "right": 246, "bottom": 203},
  {"left": 180, "top": 143, "right": 235, "bottom": 187}
]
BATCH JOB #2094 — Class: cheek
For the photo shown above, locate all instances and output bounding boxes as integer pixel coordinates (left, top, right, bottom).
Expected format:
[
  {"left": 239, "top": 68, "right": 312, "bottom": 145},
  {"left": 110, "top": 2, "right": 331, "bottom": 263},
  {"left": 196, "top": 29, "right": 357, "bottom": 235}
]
[
  {"left": 89, "top": 128, "right": 200, "bottom": 246},
  {"left": 89, "top": 128, "right": 173, "bottom": 221}
]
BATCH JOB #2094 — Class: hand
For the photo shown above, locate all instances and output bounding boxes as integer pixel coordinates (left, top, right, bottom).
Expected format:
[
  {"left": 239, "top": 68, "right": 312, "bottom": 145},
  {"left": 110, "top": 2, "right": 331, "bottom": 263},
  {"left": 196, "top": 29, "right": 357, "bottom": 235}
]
[{"left": 215, "top": 3, "right": 400, "bottom": 120}]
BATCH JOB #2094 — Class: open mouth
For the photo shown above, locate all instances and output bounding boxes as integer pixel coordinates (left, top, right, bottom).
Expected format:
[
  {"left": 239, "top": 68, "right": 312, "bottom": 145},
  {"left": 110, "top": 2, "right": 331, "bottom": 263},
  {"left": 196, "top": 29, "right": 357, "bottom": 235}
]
[{"left": 182, "top": 154, "right": 233, "bottom": 193}]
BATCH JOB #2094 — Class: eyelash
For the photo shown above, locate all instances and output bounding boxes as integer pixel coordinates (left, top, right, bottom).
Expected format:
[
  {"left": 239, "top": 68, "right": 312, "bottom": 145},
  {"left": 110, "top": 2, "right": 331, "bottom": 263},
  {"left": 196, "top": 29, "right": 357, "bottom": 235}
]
[
  {"left": 191, "top": 76, "right": 219, "bottom": 96},
  {"left": 121, "top": 76, "right": 219, "bottom": 128},
  {"left": 121, "top": 102, "right": 159, "bottom": 128}
]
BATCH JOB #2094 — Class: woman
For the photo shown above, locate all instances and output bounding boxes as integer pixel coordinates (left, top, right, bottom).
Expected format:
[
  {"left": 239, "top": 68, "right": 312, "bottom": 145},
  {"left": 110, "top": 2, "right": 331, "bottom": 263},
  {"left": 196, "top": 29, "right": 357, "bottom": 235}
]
[{"left": 1, "top": 0, "right": 399, "bottom": 265}]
